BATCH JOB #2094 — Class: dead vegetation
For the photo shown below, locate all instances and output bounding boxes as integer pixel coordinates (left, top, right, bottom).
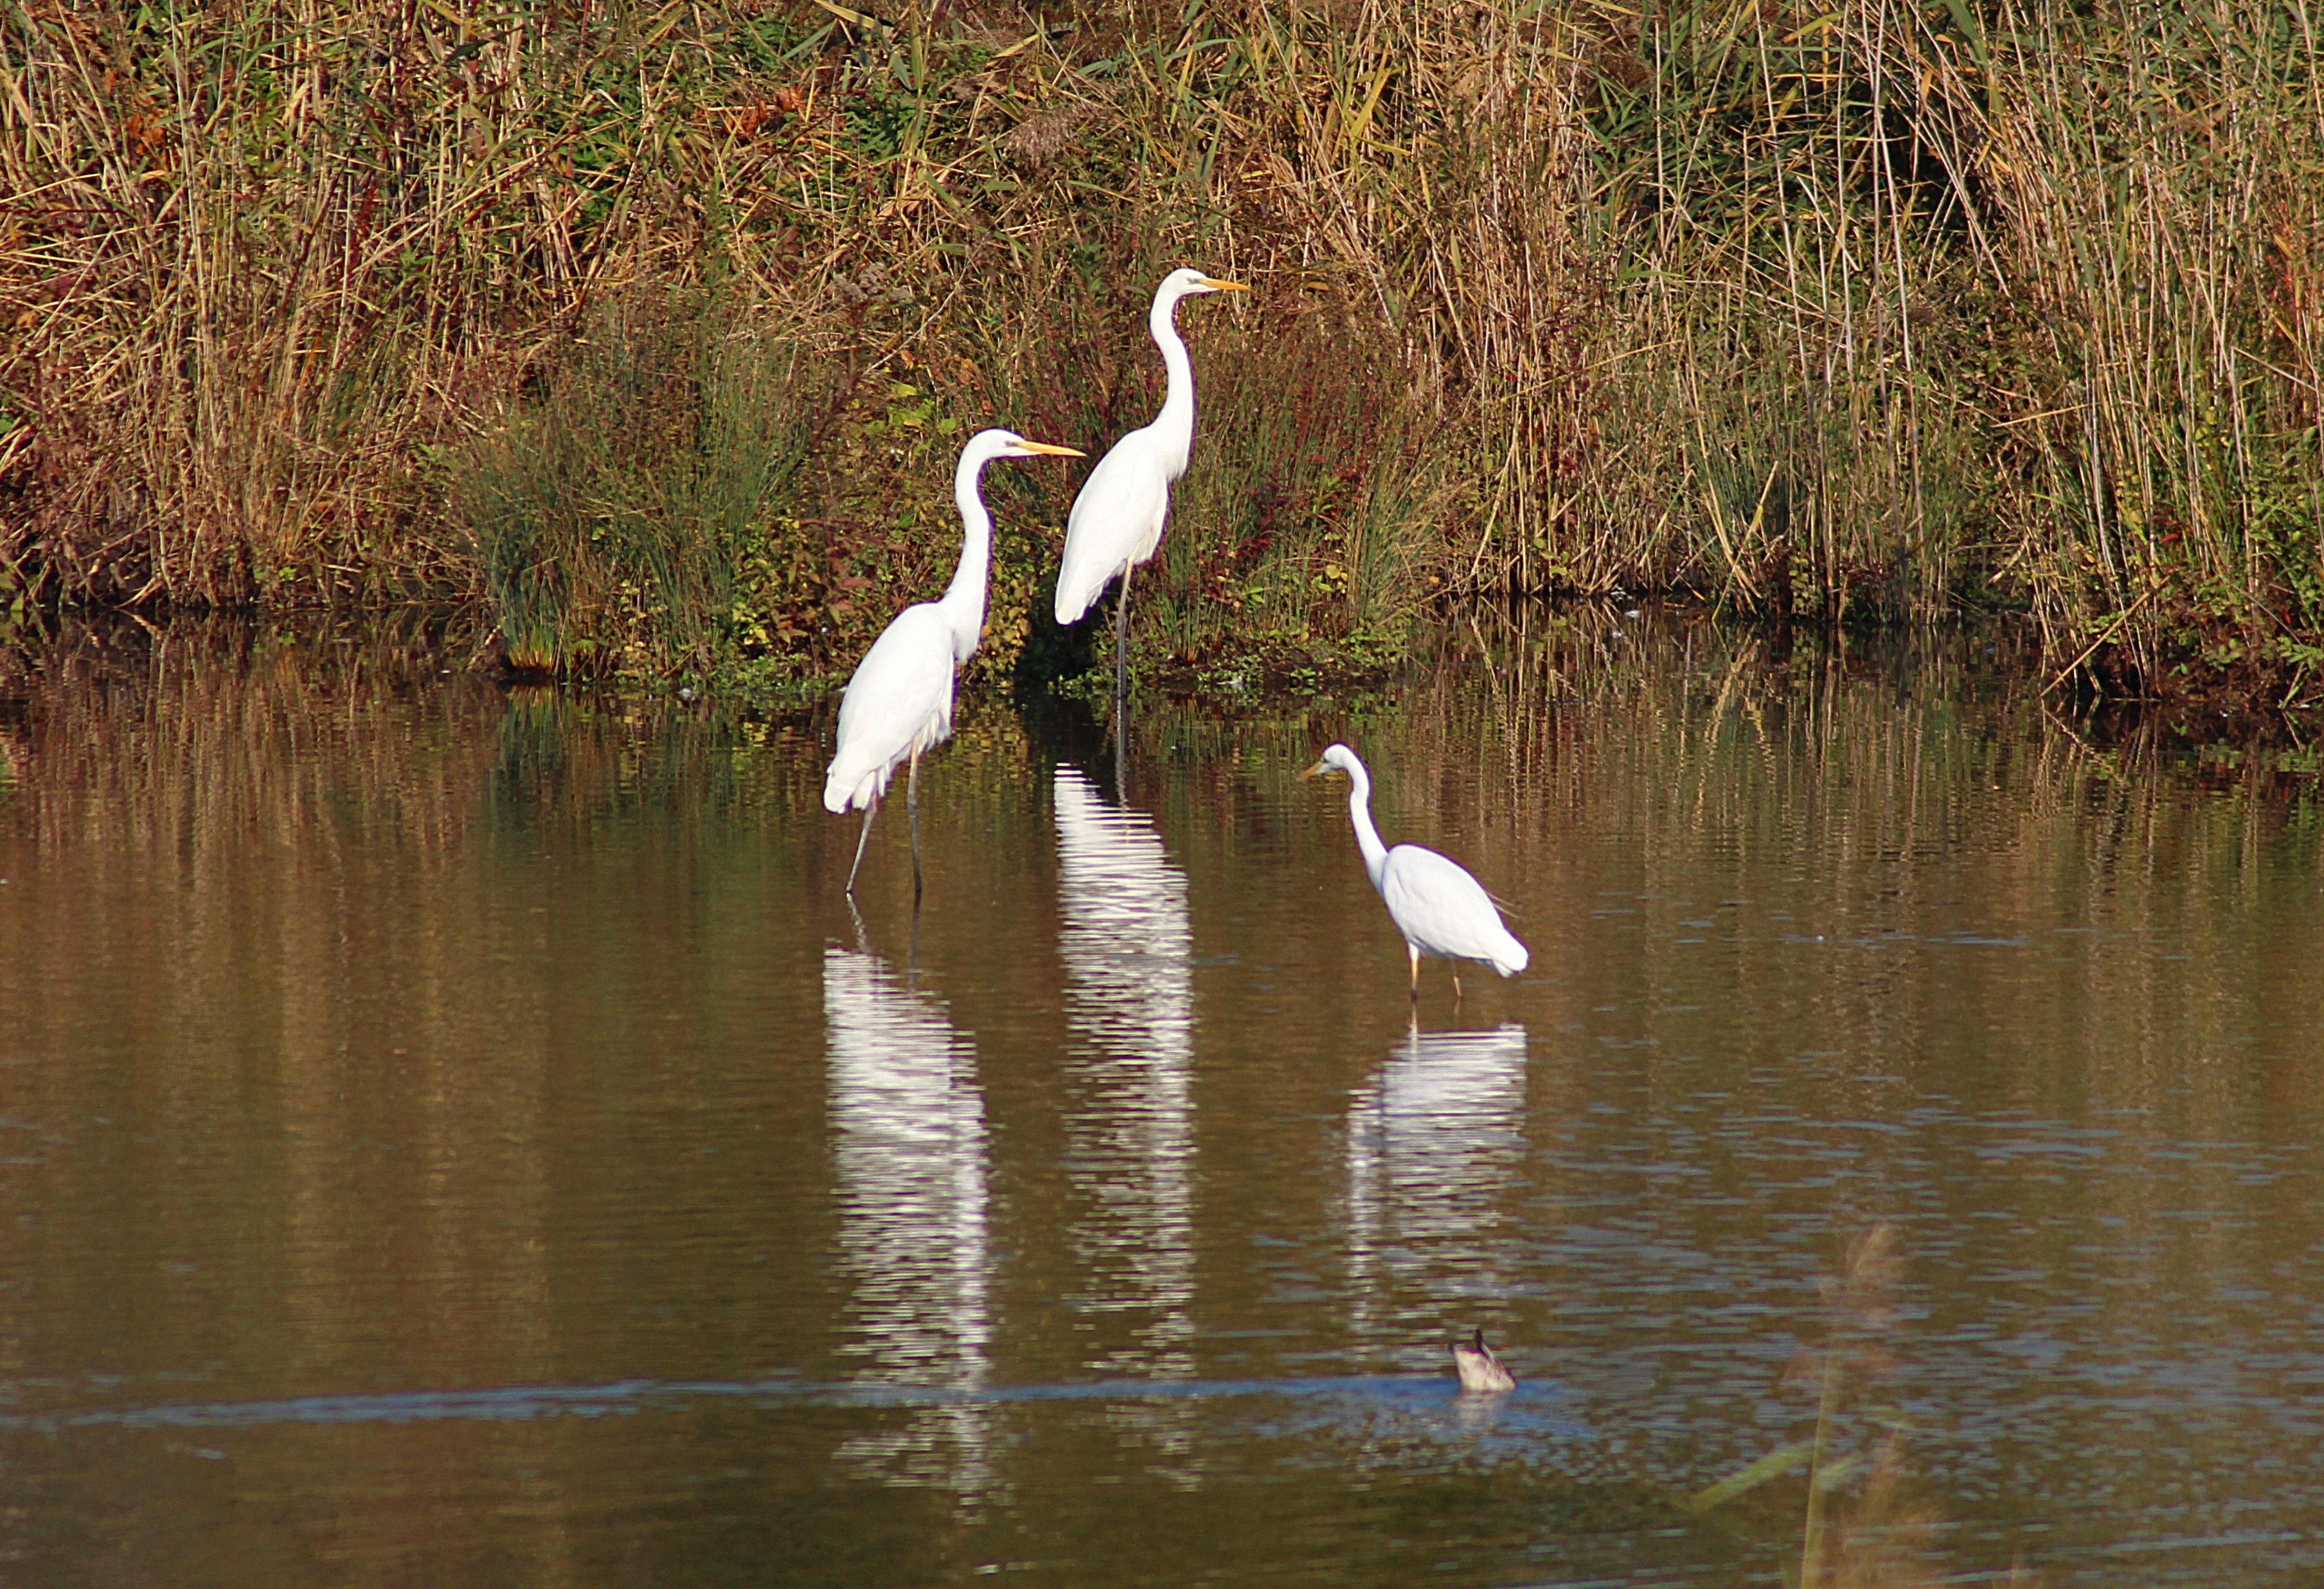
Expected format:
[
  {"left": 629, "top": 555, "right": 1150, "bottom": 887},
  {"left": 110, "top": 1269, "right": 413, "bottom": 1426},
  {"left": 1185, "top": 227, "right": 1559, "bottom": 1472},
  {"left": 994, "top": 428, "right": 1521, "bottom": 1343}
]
[{"left": 3, "top": 1, "right": 2319, "bottom": 699}]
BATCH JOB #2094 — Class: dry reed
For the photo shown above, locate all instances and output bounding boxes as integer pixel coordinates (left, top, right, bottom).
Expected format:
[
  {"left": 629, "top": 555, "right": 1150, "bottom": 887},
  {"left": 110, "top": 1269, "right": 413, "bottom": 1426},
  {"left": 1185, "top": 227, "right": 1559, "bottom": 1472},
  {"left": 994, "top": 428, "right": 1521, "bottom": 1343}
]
[{"left": 4, "top": 1, "right": 2319, "bottom": 696}]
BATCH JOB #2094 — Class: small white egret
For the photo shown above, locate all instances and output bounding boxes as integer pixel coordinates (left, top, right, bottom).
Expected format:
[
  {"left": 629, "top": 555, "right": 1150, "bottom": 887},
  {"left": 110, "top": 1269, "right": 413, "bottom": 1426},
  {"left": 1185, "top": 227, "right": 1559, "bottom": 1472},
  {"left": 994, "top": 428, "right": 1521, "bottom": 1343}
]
[
  {"left": 1053, "top": 267, "right": 1249, "bottom": 697},
  {"left": 825, "top": 427, "right": 1082, "bottom": 895},
  {"left": 1301, "top": 744, "right": 1529, "bottom": 1000},
  {"left": 1451, "top": 1327, "right": 1517, "bottom": 1394}
]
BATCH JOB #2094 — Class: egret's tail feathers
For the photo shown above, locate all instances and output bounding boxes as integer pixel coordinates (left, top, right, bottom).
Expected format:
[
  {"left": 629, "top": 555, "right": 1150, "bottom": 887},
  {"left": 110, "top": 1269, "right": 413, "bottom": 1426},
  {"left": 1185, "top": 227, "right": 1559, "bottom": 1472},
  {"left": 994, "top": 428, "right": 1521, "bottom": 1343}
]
[
  {"left": 1491, "top": 935, "right": 1530, "bottom": 978},
  {"left": 1053, "top": 566, "right": 1113, "bottom": 626},
  {"left": 823, "top": 759, "right": 886, "bottom": 815}
]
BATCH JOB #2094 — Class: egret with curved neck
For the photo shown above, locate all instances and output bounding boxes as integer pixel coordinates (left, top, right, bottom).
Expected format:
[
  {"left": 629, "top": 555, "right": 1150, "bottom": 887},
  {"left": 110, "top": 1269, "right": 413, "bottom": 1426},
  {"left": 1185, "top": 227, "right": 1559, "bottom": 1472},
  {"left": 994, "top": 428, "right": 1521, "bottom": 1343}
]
[
  {"left": 1053, "top": 267, "right": 1249, "bottom": 702},
  {"left": 825, "top": 428, "right": 1082, "bottom": 896},
  {"left": 1301, "top": 743, "right": 1528, "bottom": 1001}
]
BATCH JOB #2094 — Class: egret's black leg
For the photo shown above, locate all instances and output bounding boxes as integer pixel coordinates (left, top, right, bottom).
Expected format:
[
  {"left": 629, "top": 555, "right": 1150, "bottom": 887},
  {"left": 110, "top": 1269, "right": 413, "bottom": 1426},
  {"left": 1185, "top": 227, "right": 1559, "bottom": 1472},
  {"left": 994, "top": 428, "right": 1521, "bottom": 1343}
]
[
  {"left": 1114, "top": 564, "right": 1134, "bottom": 707},
  {"left": 1113, "top": 566, "right": 1134, "bottom": 800},
  {"left": 907, "top": 749, "right": 924, "bottom": 902},
  {"left": 846, "top": 792, "right": 879, "bottom": 895}
]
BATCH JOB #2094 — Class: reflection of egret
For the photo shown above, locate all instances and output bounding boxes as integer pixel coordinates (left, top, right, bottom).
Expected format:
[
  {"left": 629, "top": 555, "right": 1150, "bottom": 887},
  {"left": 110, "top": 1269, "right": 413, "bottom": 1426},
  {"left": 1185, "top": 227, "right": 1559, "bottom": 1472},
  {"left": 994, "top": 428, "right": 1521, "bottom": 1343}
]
[
  {"left": 1346, "top": 1023, "right": 1529, "bottom": 1352},
  {"left": 1053, "top": 269, "right": 1249, "bottom": 703},
  {"left": 1052, "top": 765, "right": 1197, "bottom": 1392},
  {"left": 823, "top": 943, "right": 994, "bottom": 1496},
  {"left": 1054, "top": 765, "right": 1193, "bottom": 1059},
  {"left": 825, "top": 429, "right": 1080, "bottom": 897},
  {"left": 1303, "top": 744, "right": 1528, "bottom": 1001}
]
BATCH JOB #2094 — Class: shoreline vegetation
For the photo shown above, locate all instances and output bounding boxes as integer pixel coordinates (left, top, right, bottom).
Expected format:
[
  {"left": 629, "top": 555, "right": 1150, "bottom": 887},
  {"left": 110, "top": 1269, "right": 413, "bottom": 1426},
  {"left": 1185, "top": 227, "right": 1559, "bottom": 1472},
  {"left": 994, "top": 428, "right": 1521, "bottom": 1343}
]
[{"left": 4, "top": 0, "right": 2320, "bottom": 710}]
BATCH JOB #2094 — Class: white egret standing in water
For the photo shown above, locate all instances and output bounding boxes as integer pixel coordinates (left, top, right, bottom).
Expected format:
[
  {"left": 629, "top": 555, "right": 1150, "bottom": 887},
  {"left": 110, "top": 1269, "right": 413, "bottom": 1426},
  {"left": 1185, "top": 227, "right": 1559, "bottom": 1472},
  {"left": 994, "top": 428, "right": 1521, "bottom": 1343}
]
[
  {"left": 1053, "top": 268, "right": 1249, "bottom": 702},
  {"left": 825, "top": 428, "right": 1082, "bottom": 895},
  {"left": 1302, "top": 744, "right": 1528, "bottom": 1000}
]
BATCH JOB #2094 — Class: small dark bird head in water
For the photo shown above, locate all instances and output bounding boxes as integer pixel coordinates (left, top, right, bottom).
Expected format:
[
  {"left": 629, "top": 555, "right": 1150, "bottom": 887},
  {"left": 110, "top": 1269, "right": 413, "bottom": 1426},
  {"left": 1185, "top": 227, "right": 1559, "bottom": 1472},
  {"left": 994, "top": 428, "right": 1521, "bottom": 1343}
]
[{"left": 1451, "top": 1326, "right": 1516, "bottom": 1394}]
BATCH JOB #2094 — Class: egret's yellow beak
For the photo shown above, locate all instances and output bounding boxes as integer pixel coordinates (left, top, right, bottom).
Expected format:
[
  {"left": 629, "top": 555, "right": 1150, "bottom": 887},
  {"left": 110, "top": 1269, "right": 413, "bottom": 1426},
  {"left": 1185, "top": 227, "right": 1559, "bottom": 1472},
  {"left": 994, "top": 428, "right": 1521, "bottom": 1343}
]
[
  {"left": 1201, "top": 277, "right": 1251, "bottom": 293},
  {"left": 1299, "top": 759, "right": 1330, "bottom": 780},
  {"left": 1017, "top": 441, "right": 1084, "bottom": 457}
]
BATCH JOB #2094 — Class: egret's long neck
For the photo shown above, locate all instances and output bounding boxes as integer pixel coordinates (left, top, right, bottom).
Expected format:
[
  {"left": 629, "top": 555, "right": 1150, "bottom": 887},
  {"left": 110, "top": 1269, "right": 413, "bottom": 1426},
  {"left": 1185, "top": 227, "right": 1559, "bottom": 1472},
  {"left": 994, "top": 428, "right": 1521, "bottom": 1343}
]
[
  {"left": 938, "top": 453, "right": 994, "bottom": 664},
  {"left": 1147, "top": 287, "right": 1195, "bottom": 480},
  {"left": 1344, "top": 762, "right": 1390, "bottom": 890}
]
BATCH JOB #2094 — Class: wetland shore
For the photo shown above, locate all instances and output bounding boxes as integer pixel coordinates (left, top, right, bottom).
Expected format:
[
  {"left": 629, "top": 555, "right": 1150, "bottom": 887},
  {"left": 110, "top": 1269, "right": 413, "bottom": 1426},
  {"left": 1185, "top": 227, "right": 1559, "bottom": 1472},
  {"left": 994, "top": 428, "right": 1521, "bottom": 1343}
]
[{"left": 5, "top": 0, "right": 2320, "bottom": 708}]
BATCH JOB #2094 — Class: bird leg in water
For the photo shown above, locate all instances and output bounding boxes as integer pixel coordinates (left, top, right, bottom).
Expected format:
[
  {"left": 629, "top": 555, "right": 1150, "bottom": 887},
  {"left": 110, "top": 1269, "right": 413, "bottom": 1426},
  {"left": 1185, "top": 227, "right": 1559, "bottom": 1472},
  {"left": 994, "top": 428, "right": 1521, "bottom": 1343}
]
[
  {"left": 1452, "top": 967, "right": 1465, "bottom": 1003},
  {"left": 1114, "top": 564, "right": 1134, "bottom": 705},
  {"left": 1408, "top": 944, "right": 1422, "bottom": 1003},
  {"left": 845, "top": 791, "right": 879, "bottom": 896},
  {"left": 907, "top": 748, "right": 924, "bottom": 901},
  {"left": 1111, "top": 566, "right": 1134, "bottom": 802}
]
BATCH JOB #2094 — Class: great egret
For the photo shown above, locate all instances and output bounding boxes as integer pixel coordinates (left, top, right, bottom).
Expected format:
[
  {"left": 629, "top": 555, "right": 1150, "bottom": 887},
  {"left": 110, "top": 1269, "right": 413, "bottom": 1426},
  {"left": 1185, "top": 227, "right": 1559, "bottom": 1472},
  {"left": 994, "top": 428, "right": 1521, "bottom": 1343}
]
[
  {"left": 825, "top": 427, "right": 1082, "bottom": 895},
  {"left": 1301, "top": 744, "right": 1529, "bottom": 1000},
  {"left": 1452, "top": 1327, "right": 1517, "bottom": 1394},
  {"left": 1053, "top": 267, "right": 1249, "bottom": 699}
]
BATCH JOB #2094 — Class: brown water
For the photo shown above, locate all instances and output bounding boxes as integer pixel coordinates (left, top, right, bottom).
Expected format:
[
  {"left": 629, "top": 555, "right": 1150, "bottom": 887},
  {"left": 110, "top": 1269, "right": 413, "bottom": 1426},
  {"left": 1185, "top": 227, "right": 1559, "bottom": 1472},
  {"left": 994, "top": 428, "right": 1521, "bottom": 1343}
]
[{"left": 3, "top": 614, "right": 2323, "bottom": 1587}]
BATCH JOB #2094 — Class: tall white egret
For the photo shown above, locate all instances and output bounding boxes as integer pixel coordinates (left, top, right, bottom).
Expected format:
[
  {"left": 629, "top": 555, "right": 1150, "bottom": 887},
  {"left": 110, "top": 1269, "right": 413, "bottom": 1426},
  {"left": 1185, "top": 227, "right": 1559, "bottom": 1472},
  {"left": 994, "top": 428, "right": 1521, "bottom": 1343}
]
[
  {"left": 825, "top": 427, "right": 1082, "bottom": 895},
  {"left": 1053, "top": 267, "right": 1249, "bottom": 698},
  {"left": 1301, "top": 744, "right": 1529, "bottom": 1000}
]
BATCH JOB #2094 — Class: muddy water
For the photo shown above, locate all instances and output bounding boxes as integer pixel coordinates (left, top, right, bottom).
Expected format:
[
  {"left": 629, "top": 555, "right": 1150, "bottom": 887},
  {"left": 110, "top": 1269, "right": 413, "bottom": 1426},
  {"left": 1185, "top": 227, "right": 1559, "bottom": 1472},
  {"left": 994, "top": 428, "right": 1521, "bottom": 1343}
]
[{"left": 3, "top": 616, "right": 2322, "bottom": 1587}]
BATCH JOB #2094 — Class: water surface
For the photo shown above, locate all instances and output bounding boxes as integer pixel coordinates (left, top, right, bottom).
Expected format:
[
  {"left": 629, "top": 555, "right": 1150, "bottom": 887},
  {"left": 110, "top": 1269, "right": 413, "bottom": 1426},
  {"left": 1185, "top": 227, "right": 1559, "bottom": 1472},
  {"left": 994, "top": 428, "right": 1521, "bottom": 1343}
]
[{"left": 3, "top": 616, "right": 2321, "bottom": 1586}]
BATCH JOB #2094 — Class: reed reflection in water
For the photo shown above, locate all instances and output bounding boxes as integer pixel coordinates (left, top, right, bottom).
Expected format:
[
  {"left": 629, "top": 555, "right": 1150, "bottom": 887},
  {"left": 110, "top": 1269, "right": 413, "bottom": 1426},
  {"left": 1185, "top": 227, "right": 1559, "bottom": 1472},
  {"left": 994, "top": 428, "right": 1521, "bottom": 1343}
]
[{"left": 822, "top": 940, "right": 996, "bottom": 1498}]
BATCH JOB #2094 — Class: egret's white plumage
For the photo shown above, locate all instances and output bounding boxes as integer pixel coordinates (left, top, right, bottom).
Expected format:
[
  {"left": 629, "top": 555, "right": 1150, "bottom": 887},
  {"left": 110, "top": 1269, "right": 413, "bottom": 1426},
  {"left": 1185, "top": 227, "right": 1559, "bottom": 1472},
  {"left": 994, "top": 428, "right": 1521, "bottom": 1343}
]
[
  {"left": 1053, "top": 267, "right": 1248, "bottom": 692},
  {"left": 1302, "top": 744, "right": 1528, "bottom": 998},
  {"left": 825, "top": 427, "right": 1080, "bottom": 893}
]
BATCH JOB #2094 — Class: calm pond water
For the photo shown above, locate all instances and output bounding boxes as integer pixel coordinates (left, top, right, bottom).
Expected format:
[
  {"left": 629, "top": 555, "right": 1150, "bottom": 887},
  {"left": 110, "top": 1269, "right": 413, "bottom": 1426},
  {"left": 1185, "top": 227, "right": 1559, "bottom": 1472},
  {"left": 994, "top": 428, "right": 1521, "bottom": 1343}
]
[{"left": 3, "top": 613, "right": 2323, "bottom": 1587}]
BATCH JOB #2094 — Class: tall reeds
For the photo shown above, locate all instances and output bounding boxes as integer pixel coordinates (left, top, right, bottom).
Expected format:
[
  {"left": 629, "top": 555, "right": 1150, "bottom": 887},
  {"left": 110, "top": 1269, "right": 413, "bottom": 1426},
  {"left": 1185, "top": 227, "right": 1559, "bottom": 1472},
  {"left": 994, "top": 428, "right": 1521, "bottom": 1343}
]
[
  {"left": 1978, "top": 0, "right": 2324, "bottom": 683},
  {"left": 5, "top": 1, "right": 2320, "bottom": 695},
  {"left": 1, "top": 0, "right": 776, "bottom": 606},
  {"left": 455, "top": 287, "right": 815, "bottom": 676}
]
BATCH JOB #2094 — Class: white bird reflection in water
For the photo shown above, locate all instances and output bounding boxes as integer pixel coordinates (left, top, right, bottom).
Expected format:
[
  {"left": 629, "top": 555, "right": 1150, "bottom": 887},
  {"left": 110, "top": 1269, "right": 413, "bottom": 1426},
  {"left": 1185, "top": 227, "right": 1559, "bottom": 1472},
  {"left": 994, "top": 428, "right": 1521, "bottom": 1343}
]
[
  {"left": 823, "top": 942, "right": 995, "bottom": 1500},
  {"left": 1053, "top": 764, "right": 1198, "bottom": 1413},
  {"left": 1345, "top": 1023, "right": 1530, "bottom": 1359}
]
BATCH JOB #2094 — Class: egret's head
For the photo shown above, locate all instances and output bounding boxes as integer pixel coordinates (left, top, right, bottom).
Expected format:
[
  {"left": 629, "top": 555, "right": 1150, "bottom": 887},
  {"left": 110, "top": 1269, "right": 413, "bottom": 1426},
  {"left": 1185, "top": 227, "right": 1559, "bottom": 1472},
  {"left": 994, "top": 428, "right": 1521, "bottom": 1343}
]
[
  {"left": 969, "top": 428, "right": 1084, "bottom": 462},
  {"left": 1299, "top": 743, "right": 1361, "bottom": 781},
  {"left": 1161, "top": 267, "right": 1250, "bottom": 300}
]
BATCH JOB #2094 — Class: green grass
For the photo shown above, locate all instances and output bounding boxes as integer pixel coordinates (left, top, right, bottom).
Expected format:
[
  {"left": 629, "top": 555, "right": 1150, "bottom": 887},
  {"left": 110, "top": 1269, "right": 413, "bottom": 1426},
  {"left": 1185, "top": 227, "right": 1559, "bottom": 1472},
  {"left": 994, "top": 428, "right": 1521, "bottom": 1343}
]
[{"left": 456, "top": 287, "right": 814, "bottom": 677}]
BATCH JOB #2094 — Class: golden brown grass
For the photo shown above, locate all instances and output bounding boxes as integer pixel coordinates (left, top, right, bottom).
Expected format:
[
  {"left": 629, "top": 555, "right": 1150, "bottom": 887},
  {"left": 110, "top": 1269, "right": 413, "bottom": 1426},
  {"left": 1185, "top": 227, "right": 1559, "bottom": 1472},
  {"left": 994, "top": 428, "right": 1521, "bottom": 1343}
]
[{"left": 4, "top": 1, "right": 2320, "bottom": 697}]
